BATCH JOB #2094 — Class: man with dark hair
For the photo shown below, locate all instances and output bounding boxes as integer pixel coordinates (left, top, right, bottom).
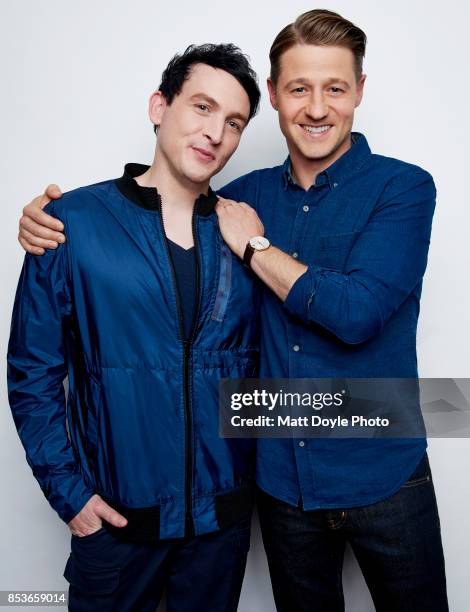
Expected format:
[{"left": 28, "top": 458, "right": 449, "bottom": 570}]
[
  {"left": 16, "top": 9, "right": 448, "bottom": 612},
  {"left": 155, "top": 43, "right": 260, "bottom": 133},
  {"left": 8, "top": 43, "right": 260, "bottom": 611}
]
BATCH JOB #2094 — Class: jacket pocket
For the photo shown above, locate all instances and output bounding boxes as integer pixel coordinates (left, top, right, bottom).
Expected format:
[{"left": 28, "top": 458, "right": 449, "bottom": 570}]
[
  {"left": 84, "top": 374, "right": 103, "bottom": 459},
  {"left": 211, "top": 240, "right": 233, "bottom": 322}
]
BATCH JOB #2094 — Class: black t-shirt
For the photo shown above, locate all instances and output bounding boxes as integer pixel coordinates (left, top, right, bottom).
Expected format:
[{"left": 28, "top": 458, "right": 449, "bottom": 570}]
[{"left": 167, "top": 239, "right": 196, "bottom": 340}]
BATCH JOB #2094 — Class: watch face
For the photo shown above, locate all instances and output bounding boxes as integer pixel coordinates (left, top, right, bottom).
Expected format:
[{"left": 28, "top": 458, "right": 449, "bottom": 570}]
[{"left": 249, "top": 236, "right": 270, "bottom": 250}]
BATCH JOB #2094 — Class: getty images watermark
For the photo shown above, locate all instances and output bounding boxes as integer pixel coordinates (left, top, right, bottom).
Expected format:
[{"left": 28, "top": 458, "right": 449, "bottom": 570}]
[{"left": 219, "top": 379, "right": 470, "bottom": 438}]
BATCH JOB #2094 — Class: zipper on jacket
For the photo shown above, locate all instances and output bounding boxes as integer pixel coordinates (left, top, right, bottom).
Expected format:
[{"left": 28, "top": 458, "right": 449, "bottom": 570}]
[{"left": 157, "top": 197, "right": 202, "bottom": 539}]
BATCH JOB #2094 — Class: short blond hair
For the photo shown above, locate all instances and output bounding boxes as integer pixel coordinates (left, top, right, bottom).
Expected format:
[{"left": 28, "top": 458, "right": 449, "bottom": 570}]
[{"left": 269, "top": 9, "right": 367, "bottom": 84}]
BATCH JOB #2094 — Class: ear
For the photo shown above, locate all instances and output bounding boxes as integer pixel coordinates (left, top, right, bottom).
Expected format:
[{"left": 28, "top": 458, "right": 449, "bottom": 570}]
[
  {"left": 267, "top": 77, "right": 278, "bottom": 111},
  {"left": 355, "top": 74, "right": 366, "bottom": 108},
  {"left": 149, "top": 91, "right": 167, "bottom": 128}
]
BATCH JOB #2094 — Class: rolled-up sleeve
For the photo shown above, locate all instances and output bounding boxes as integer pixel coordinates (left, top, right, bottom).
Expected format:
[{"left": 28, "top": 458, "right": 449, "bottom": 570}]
[{"left": 284, "top": 169, "right": 436, "bottom": 344}]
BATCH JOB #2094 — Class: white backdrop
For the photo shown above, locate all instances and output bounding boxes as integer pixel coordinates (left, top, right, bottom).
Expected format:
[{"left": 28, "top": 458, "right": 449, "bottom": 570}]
[{"left": 1, "top": 1, "right": 469, "bottom": 610}]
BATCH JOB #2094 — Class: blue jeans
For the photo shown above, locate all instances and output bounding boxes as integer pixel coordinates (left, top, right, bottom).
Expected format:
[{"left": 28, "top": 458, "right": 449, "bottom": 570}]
[{"left": 257, "top": 452, "right": 448, "bottom": 612}]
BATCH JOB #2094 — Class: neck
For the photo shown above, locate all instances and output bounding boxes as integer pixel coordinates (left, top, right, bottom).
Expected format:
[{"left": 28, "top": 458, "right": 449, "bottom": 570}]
[
  {"left": 135, "top": 147, "right": 209, "bottom": 211},
  {"left": 289, "top": 133, "right": 352, "bottom": 190}
]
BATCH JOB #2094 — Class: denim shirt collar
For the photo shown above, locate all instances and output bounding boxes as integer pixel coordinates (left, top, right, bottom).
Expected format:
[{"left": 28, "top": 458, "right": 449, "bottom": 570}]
[{"left": 282, "top": 132, "right": 371, "bottom": 191}]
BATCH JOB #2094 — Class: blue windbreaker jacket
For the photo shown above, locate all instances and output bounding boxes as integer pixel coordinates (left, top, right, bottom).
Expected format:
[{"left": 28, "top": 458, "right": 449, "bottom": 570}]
[{"left": 7, "top": 166, "right": 259, "bottom": 540}]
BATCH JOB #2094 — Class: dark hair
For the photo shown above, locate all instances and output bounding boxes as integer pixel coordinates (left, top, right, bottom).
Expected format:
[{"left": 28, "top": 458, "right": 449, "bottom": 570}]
[
  {"left": 270, "top": 9, "right": 367, "bottom": 85},
  {"left": 154, "top": 43, "right": 260, "bottom": 133}
]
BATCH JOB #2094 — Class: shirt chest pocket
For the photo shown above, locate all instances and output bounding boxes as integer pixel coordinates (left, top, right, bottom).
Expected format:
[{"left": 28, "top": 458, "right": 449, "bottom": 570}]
[{"left": 313, "top": 231, "right": 360, "bottom": 272}]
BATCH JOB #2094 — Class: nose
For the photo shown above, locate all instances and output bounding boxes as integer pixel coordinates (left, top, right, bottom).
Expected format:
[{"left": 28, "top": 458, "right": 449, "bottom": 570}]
[
  {"left": 203, "top": 115, "right": 225, "bottom": 145},
  {"left": 305, "top": 91, "right": 328, "bottom": 121}
]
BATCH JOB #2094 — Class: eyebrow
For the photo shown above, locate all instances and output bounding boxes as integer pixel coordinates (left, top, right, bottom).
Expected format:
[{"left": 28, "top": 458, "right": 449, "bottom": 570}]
[
  {"left": 284, "top": 77, "right": 351, "bottom": 90},
  {"left": 189, "top": 93, "right": 249, "bottom": 124}
]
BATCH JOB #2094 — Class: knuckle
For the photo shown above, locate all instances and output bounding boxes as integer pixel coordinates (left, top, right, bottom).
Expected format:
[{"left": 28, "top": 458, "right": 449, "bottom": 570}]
[{"left": 28, "top": 234, "right": 40, "bottom": 247}]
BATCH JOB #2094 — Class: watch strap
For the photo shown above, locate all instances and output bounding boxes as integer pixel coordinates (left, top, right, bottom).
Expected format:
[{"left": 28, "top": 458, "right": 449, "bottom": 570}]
[{"left": 243, "top": 242, "right": 255, "bottom": 268}]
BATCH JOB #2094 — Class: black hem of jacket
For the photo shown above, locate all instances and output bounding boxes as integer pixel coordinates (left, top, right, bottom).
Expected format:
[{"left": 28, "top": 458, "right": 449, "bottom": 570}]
[{"left": 100, "top": 485, "right": 254, "bottom": 543}]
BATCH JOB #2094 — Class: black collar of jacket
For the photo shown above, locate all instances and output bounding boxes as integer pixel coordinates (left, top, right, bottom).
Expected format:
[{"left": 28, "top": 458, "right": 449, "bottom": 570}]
[{"left": 115, "top": 163, "right": 218, "bottom": 217}]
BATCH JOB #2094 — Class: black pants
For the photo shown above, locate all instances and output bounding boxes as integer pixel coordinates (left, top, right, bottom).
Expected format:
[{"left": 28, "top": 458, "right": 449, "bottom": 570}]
[
  {"left": 257, "top": 453, "right": 448, "bottom": 612},
  {"left": 63, "top": 516, "right": 251, "bottom": 611}
]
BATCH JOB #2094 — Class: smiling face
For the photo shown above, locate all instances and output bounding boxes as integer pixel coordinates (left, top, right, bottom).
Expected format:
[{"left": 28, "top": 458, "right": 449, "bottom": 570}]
[
  {"left": 268, "top": 44, "right": 365, "bottom": 185},
  {"left": 150, "top": 63, "right": 251, "bottom": 189}
]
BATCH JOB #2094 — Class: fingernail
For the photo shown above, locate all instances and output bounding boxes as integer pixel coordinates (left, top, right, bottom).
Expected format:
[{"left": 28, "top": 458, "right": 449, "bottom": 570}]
[{"left": 58, "top": 236, "right": 65, "bottom": 243}]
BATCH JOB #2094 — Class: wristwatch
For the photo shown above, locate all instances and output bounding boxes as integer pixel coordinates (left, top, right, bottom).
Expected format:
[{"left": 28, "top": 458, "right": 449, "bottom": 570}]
[{"left": 243, "top": 236, "right": 271, "bottom": 268}]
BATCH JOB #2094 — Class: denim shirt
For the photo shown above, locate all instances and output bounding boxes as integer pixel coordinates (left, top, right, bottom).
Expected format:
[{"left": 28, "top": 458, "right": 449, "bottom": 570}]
[{"left": 219, "top": 133, "right": 436, "bottom": 510}]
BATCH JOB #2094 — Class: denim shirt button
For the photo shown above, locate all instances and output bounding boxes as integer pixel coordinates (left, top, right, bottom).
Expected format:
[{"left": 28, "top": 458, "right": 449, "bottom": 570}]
[
  {"left": 292, "top": 252, "right": 299, "bottom": 259},
  {"left": 293, "top": 345, "right": 300, "bottom": 352},
  {"left": 299, "top": 441, "right": 305, "bottom": 447},
  {"left": 302, "top": 205, "right": 309, "bottom": 212}
]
